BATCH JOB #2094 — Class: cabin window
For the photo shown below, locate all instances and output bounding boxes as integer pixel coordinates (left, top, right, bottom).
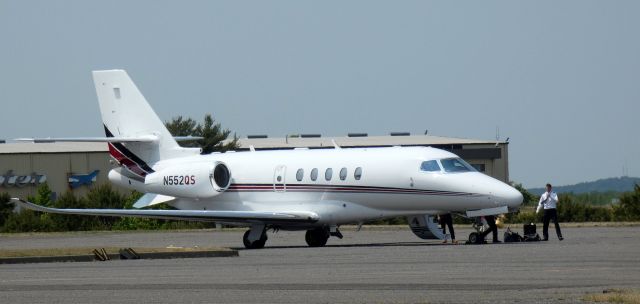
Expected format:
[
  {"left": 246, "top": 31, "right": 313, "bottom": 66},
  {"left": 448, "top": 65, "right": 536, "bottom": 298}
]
[
  {"left": 354, "top": 167, "right": 362, "bottom": 180},
  {"left": 310, "top": 168, "right": 318, "bottom": 181},
  {"left": 440, "top": 158, "right": 477, "bottom": 173},
  {"left": 420, "top": 160, "right": 441, "bottom": 172},
  {"left": 339, "top": 168, "right": 347, "bottom": 180},
  {"left": 325, "top": 168, "right": 333, "bottom": 181},
  {"left": 471, "top": 164, "right": 486, "bottom": 172},
  {"left": 296, "top": 169, "right": 304, "bottom": 181}
]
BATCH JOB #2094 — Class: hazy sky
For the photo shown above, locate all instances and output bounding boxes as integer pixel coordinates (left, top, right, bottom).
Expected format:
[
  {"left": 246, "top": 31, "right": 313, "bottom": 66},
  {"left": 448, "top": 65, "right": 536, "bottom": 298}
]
[{"left": 1, "top": 1, "right": 638, "bottom": 187}]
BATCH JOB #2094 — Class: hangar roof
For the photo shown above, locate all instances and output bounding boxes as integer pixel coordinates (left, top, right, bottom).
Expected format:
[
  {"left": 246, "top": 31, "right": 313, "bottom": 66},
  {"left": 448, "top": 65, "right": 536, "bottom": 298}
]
[
  {"left": 0, "top": 135, "right": 505, "bottom": 154},
  {"left": 236, "top": 135, "right": 503, "bottom": 149}
]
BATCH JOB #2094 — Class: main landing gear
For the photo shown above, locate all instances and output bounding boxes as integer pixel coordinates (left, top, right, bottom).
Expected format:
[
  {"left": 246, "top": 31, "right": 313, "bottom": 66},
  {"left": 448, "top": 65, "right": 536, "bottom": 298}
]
[
  {"left": 305, "top": 228, "right": 330, "bottom": 247},
  {"left": 243, "top": 225, "right": 268, "bottom": 249},
  {"left": 242, "top": 226, "right": 343, "bottom": 249},
  {"left": 305, "top": 226, "right": 343, "bottom": 247}
]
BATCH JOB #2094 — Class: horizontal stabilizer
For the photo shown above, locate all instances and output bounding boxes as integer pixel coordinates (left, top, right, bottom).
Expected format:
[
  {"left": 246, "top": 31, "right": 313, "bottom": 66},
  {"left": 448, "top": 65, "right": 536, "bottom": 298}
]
[
  {"left": 14, "top": 136, "right": 158, "bottom": 143},
  {"left": 12, "top": 198, "right": 319, "bottom": 224},
  {"left": 173, "top": 136, "right": 204, "bottom": 141},
  {"left": 133, "top": 193, "right": 176, "bottom": 209}
]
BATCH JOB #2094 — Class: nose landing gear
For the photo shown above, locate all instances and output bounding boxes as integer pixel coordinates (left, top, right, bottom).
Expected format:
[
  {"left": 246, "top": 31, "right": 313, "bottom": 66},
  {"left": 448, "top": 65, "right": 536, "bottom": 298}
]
[{"left": 468, "top": 217, "right": 488, "bottom": 244}]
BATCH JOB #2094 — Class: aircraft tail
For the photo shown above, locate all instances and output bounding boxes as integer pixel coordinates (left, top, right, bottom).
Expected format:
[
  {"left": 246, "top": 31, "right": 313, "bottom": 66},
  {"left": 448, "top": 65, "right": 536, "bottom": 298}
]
[{"left": 92, "top": 70, "right": 199, "bottom": 177}]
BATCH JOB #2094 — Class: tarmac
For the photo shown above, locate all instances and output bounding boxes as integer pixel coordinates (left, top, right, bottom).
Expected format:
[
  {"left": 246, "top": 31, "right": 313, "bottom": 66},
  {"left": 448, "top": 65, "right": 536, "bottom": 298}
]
[{"left": 1, "top": 225, "right": 639, "bottom": 303}]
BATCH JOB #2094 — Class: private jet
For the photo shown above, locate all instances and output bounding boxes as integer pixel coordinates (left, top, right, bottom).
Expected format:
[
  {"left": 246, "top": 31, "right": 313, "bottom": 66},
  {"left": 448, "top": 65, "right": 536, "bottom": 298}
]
[{"left": 14, "top": 70, "right": 523, "bottom": 249}]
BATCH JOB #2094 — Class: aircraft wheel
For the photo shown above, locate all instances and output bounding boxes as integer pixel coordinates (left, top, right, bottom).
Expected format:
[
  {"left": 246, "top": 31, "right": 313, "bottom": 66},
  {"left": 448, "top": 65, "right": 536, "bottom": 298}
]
[
  {"left": 243, "top": 230, "right": 268, "bottom": 249},
  {"left": 468, "top": 232, "right": 480, "bottom": 244},
  {"left": 305, "top": 228, "right": 329, "bottom": 247}
]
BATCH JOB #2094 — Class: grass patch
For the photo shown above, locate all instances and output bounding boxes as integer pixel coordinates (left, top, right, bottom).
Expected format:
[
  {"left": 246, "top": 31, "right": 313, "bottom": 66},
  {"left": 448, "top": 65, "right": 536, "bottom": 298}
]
[{"left": 583, "top": 288, "right": 640, "bottom": 304}]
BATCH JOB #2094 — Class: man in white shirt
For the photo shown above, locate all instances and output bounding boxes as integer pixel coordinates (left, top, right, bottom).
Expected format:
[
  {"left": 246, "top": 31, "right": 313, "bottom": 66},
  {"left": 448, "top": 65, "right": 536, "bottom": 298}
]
[{"left": 537, "top": 183, "right": 564, "bottom": 241}]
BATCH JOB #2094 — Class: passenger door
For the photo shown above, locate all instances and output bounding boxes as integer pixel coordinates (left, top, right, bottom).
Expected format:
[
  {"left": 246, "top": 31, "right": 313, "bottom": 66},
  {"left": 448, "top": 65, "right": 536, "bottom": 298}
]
[{"left": 273, "top": 165, "right": 286, "bottom": 192}]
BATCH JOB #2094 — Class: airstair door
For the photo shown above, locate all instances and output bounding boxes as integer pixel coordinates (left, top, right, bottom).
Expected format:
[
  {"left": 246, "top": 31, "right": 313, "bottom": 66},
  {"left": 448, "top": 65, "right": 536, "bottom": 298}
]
[
  {"left": 407, "top": 215, "right": 445, "bottom": 240},
  {"left": 273, "top": 165, "right": 286, "bottom": 192}
]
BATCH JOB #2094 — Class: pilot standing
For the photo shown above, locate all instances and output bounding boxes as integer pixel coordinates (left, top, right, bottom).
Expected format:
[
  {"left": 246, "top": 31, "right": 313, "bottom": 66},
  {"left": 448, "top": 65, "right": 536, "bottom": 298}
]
[{"left": 537, "top": 183, "right": 563, "bottom": 241}]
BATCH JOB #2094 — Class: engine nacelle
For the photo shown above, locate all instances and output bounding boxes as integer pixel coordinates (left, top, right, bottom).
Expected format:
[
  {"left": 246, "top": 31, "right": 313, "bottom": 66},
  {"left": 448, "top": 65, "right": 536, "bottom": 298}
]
[{"left": 144, "top": 162, "right": 231, "bottom": 199}]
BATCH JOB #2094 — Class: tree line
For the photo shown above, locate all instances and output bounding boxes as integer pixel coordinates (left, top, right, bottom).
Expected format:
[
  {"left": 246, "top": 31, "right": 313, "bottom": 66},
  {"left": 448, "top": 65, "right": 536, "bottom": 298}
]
[
  {"left": 504, "top": 183, "right": 640, "bottom": 224},
  {"left": 0, "top": 183, "right": 218, "bottom": 232}
]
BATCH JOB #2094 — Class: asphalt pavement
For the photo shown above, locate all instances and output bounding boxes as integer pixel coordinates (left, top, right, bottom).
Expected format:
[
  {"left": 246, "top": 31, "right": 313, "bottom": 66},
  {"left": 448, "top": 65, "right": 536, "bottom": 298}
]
[{"left": 1, "top": 225, "right": 639, "bottom": 303}]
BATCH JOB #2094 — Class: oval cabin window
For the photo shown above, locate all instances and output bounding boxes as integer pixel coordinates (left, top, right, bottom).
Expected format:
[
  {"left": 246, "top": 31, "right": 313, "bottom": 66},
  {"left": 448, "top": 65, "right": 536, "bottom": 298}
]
[{"left": 354, "top": 167, "right": 363, "bottom": 180}]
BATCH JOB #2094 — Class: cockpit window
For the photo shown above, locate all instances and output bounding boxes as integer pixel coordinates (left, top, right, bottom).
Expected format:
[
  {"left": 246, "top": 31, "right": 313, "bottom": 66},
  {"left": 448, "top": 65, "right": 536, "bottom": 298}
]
[
  {"left": 420, "top": 160, "right": 441, "bottom": 172},
  {"left": 440, "top": 158, "right": 477, "bottom": 173}
]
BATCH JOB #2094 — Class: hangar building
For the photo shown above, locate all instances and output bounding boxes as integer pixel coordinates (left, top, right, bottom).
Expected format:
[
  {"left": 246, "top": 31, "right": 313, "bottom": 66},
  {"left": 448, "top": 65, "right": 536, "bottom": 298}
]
[{"left": 0, "top": 133, "right": 509, "bottom": 200}]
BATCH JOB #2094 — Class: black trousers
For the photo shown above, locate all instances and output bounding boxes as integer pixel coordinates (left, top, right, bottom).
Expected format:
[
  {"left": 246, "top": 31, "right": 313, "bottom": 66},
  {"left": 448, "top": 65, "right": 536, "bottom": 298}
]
[
  {"left": 543, "top": 208, "right": 562, "bottom": 240},
  {"left": 481, "top": 215, "right": 498, "bottom": 242},
  {"left": 440, "top": 214, "right": 455, "bottom": 240}
]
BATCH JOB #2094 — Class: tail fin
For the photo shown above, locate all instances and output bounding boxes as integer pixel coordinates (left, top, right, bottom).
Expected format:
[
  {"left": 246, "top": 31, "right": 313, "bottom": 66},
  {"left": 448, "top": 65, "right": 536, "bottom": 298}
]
[{"left": 93, "top": 70, "right": 198, "bottom": 176}]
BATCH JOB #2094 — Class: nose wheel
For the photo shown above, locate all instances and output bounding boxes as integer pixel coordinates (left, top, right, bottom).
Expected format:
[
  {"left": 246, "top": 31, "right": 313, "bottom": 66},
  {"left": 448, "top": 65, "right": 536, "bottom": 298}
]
[
  {"left": 467, "top": 217, "right": 488, "bottom": 244},
  {"left": 468, "top": 232, "right": 484, "bottom": 244}
]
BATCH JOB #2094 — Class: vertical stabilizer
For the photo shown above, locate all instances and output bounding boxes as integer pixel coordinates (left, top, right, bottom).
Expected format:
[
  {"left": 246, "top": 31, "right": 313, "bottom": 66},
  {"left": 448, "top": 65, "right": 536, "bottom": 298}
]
[{"left": 92, "top": 70, "right": 196, "bottom": 176}]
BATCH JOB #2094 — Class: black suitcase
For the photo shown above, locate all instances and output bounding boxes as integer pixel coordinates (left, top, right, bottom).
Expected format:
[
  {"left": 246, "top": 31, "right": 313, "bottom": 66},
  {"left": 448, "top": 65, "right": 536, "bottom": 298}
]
[
  {"left": 523, "top": 223, "right": 541, "bottom": 242},
  {"left": 524, "top": 223, "right": 536, "bottom": 236}
]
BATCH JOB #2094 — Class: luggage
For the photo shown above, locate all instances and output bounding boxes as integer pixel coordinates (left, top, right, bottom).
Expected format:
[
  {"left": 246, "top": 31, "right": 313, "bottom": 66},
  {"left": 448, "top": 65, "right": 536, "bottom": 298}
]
[
  {"left": 523, "top": 223, "right": 541, "bottom": 242},
  {"left": 503, "top": 227, "right": 522, "bottom": 242},
  {"left": 524, "top": 223, "right": 536, "bottom": 236}
]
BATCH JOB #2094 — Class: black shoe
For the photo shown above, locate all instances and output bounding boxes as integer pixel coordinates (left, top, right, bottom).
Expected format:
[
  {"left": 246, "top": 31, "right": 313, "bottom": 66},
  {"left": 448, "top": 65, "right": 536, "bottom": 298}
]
[
  {"left": 542, "top": 238, "right": 549, "bottom": 241},
  {"left": 493, "top": 240, "right": 501, "bottom": 243},
  {"left": 559, "top": 237, "right": 564, "bottom": 241}
]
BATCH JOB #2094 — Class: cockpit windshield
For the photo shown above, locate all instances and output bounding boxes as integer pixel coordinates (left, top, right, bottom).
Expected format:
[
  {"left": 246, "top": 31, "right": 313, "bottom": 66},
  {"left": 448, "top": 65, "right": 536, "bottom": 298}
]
[
  {"left": 440, "top": 158, "right": 477, "bottom": 173},
  {"left": 420, "top": 160, "right": 441, "bottom": 172}
]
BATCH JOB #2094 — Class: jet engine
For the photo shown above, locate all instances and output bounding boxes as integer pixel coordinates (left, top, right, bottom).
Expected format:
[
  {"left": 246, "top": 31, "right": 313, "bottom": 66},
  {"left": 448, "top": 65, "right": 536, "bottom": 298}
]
[{"left": 144, "top": 162, "right": 231, "bottom": 199}]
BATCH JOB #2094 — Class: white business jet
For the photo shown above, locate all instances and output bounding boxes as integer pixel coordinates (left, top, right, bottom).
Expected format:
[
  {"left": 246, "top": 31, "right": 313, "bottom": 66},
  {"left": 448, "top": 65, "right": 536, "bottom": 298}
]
[{"left": 14, "top": 70, "right": 523, "bottom": 249}]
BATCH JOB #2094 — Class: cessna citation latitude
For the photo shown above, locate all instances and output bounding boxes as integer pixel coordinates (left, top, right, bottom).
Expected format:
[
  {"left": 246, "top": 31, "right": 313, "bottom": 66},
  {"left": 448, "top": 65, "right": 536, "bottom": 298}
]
[{"left": 13, "top": 70, "right": 523, "bottom": 249}]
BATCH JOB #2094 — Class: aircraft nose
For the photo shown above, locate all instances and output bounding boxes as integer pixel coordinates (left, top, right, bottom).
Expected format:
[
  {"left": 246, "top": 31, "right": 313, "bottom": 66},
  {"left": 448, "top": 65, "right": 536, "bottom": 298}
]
[{"left": 500, "top": 185, "right": 524, "bottom": 208}]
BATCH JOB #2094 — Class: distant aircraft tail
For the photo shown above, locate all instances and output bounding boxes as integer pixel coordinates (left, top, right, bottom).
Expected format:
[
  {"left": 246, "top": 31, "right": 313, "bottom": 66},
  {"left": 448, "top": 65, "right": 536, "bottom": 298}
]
[{"left": 92, "top": 70, "right": 199, "bottom": 177}]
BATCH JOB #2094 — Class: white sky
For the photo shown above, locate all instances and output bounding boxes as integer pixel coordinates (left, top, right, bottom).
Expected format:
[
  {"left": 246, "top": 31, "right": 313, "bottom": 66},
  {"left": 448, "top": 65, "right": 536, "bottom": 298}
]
[{"left": 1, "top": 1, "right": 638, "bottom": 187}]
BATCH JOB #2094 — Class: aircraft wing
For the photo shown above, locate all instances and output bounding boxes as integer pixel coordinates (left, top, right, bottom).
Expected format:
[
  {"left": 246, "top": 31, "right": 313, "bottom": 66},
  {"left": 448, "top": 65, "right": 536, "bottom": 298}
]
[{"left": 12, "top": 198, "right": 319, "bottom": 224}]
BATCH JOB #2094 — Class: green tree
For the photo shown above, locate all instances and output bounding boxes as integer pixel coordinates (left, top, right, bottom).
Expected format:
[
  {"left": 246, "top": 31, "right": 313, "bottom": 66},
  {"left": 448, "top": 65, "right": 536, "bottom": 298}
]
[
  {"left": 613, "top": 184, "right": 640, "bottom": 221},
  {"left": 1, "top": 184, "right": 57, "bottom": 232},
  {"left": 48, "top": 191, "right": 105, "bottom": 231},
  {"left": 0, "top": 192, "right": 14, "bottom": 227},
  {"left": 556, "top": 194, "right": 611, "bottom": 222},
  {"left": 35, "top": 182, "right": 53, "bottom": 207},
  {"left": 165, "top": 114, "right": 239, "bottom": 154},
  {"left": 1, "top": 209, "right": 52, "bottom": 232}
]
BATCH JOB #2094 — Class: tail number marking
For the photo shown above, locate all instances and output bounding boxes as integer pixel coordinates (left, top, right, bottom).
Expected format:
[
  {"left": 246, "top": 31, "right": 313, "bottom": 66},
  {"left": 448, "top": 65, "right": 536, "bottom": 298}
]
[{"left": 163, "top": 175, "right": 196, "bottom": 186}]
